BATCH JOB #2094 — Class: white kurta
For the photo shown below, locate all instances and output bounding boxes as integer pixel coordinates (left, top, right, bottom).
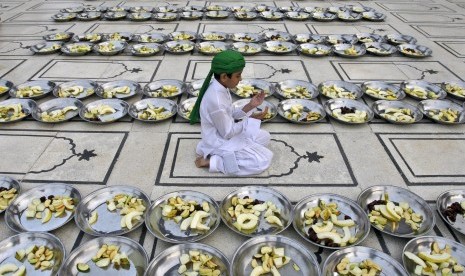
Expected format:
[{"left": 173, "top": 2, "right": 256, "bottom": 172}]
[{"left": 196, "top": 79, "right": 273, "bottom": 176}]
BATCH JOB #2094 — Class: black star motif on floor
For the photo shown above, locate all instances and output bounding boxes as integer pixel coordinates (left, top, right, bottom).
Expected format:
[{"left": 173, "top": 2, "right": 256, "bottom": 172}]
[
  {"left": 130, "top": 68, "right": 142, "bottom": 73},
  {"left": 425, "top": 69, "right": 439, "bottom": 74},
  {"left": 156, "top": 28, "right": 165, "bottom": 31},
  {"left": 280, "top": 68, "right": 292, "bottom": 74},
  {"left": 305, "top": 151, "right": 324, "bottom": 163},
  {"left": 77, "top": 149, "right": 97, "bottom": 161}
]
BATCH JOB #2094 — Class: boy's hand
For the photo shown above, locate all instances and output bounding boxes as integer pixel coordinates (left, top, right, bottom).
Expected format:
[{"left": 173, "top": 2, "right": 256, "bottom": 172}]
[
  {"left": 248, "top": 91, "right": 265, "bottom": 108},
  {"left": 250, "top": 106, "right": 269, "bottom": 120}
]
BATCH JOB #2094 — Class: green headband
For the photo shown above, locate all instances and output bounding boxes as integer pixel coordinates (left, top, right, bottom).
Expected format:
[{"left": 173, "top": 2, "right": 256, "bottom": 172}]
[{"left": 189, "top": 50, "right": 245, "bottom": 124}]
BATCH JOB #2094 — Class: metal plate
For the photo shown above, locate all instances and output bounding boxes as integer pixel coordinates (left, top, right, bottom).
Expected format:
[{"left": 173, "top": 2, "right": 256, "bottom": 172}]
[
  {"left": 323, "top": 246, "right": 408, "bottom": 276},
  {"left": 61, "top": 42, "right": 93, "bottom": 56},
  {"left": 372, "top": 100, "right": 423, "bottom": 124},
  {"left": 398, "top": 44, "right": 432, "bottom": 58},
  {"left": 365, "top": 42, "right": 397, "bottom": 56},
  {"left": 53, "top": 80, "right": 98, "bottom": 99},
  {"left": 146, "top": 243, "right": 229, "bottom": 276},
  {"left": 297, "top": 43, "right": 333, "bottom": 57},
  {"left": 143, "top": 79, "right": 185, "bottom": 98},
  {"left": 164, "top": 40, "right": 195, "bottom": 54},
  {"left": 263, "top": 31, "right": 292, "bottom": 42},
  {"left": 0, "top": 176, "right": 21, "bottom": 214},
  {"left": 232, "top": 99, "right": 277, "bottom": 122},
  {"left": 43, "top": 32, "right": 74, "bottom": 41},
  {"left": 180, "top": 11, "right": 204, "bottom": 20},
  {"left": 207, "top": 5, "right": 229, "bottom": 11},
  {"left": 196, "top": 41, "right": 229, "bottom": 55},
  {"left": 401, "top": 80, "right": 446, "bottom": 100},
  {"left": 127, "top": 12, "right": 152, "bottom": 21},
  {"left": 304, "top": 7, "right": 327, "bottom": 13},
  {"left": 84, "top": 6, "right": 107, "bottom": 13},
  {"left": 319, "top": 80, "right": 363, "bottom": 99},
  {"left": 231, "top": 42, "right": 263, "bottom": 55},
  {"left": 333, "top": 43, "right": 366, "bottom": 58},
  {"left": 357, "top": 185, "right": 435, "bottom": 238},
  {"left": 103, "top": 32, "right": 133, "bottom": 42},
  {"left": 356, "top": 33, "right": 384, "bottom": 43},
  {"left": 177, "top": 97, "right": 197, "bottom": 120},
  {"left": 294, "top": 34, "right": 326, "bottom": 44},
  {"left": 93, "top": 41, "right": 127, "bottom": 55},
  {"left": 152, "top": 12, "right": 178, "bottom": 21},
  {"left": 72, "top": 33, "right": 102, "bottom": 43},
  {"left": 0, "top": 232, "right": 66, "bottom": 276},
  {"left": 107, "top": 6, "right": 128, "bottom": 12},
  {"left": 10, "top": 80, "right": 56, "bottom": 99},
  {"left": 234, "top": 11, "right": 258, "bottom": 20},
  {"left": 279, "top": 6, "right": 301, "bottom": 12},
  {"left": 275, "top": 80, "right": 319, "bottom": 99},
  {"left": 129, "top": 6, "right": 153, "bottom": 13},
  {"left": 254, "top": 5, "right": 278, "bottom": 12},
  {"left": 169, "top": 31, "right": 197, "bottom": 41},
  {"left": 442, "top": 81, "right": 465, "bottom": 99},
  {"left": 32, "top": 98, "right": 83, "bottom": 123},
  {"left": 403, "top": 236, "right": 465, "bottom": 276},
  {"left": 79, "top": 99, "right": 129, "bottom": 123},
  {"left": 418, "top": 99, "right": 465, "bottom": 124},
  {"left": 154, "top": 6, "right": 178, "bottom": 13},
  {"left": 293, "top": 194, "right": 370, "bottom": 249},
  {"left": 263, "top": 41, "right": 296, "bottom": 54},
  {"left": 5, "top": 183, "right": 81, "bottom": 233},
  {"left": 187, "top": 79, "right": 206, "bottom": 97},
  {"left": 60, "top": 236, "right": 148, "bottom": 276},
  {"left": 183, "top": 5, "right": 204, "bottom": 12},
  {"left": 325, "top": 98, "right": 374, "bottom": 124},
  {"left": 362, "top": 81, "right": 405, "bottom": 100},
  {"left": 328, "top": 6, "right": 347, "bottom": 13},
  {"left": 326, "top": 34, "right": 358, "bottom": 45},
  {"left": 278, "top": 99, "right": 326, "bottom": 124},
  {"left": 231, "top": 79, "right": 274, "bottom": 98},
  {"left": 312, "top": 12, "right": 337, "bottom": 21},
  {"left": 0, "top": 99, "right": 36, "bottom": 123},
  {"left": 145, "top": 191, "right": 220, "bottom": 243},
  {"left": 436, "top": 190, "right": 465, "bottom": 236},
  {"left": 128, "top": 98, "right": 177, "bottom": 122},
  {"left": 134, "top": 33, "right": 167, "bottom": 43},
  {"left": 76, "top": 12, "right": 101, "bottom": 21},
  {"left": 52, "top": 12, "right": 76, "bottom": 22},
  {"left": 205, "top": 11, "right": 230, "bottom": 19},
  {"left": 338, "top": 11, "right": 363, "bottom": 21},
  {"left": 231, "top": 6, "right": 254, "bottom": 12},
  {"left": 30, "top": 42, "right": 63, "bottom": 54},
  {"left": 103, "top": 11, "right": 127, "bottom": 20},
  {"left": 231, "top": 235, "right": 321, "bottom": 276},
  {"left": 259, "top": 11, "right": 284, "bottom": 20},
  {"left": 0, "top": 79, "right": 14, "bottom": 96},
  {"left": 130, "top": 43, "right": 162, "bottom": 56},
  {"left": 363, "top": 11, "right": 386, "bottom": 21},
  {"left": 74, "top": 186, "right": 150, "bottom": 236},
  {"left": 96, "top": 80, "right": 140, "bottom": 99},
  {"left": 232, "top": 32, "right": 262, "bottom": 43},
  {"left": 220, "top": 186, "right": 293, "bottom": 237},
  {"left": 385, "top": 34, "right": 417, "bottom": 45},
  {"left": 285, "top": 11, "right": 310, "bottom": 20},
  {"left": 199, "top": 32, "right": 229, "bottom": 41}
]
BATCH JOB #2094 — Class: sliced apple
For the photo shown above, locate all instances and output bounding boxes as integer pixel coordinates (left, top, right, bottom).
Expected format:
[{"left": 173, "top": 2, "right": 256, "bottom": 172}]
[
  {"left": 418, "top": 252, "right": 451, "bottom": 263},
  {"left": 0, "top": 263, "right": 18, "bottom": 274},
  {"left": 404, "top": 251, "right": 427, "bottom": 267},
  {"left": 386, "top": 202, "right": 401, "bottom": 221},
  {"left": 42, "top": 208, "right": 52, "bottom": 223},
  {"left": 379, "top": 205, "right": 400, "bottom": 222},
  {"left": 331, "top": 214, "right": 355, "bottom": 227},
  {"left": 180, "top": 217, "right": 193, "bottom": 231},
  {"left": 88, "top": 211, "right": 98, "bottom": 225},
  {"left": 317, "top": 231, "right": 342, "bottom": 244},
  {"left": 12, "top": 266, "right": 26, "bottom": 276},
  {"left": 311, "top": 221, "right": 334, "bottom": 233},
  {"left": 124, "top": 211, "right": 143, "bottom": 230}
]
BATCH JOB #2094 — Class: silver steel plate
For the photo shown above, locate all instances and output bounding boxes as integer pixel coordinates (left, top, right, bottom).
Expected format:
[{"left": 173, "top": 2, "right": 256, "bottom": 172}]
[
  {"left": 372, "top": 100, "right": 423, "bottom": 124},
  {"left": 232, "top": 99, "right": 277, "bottom": 122},
  {"left": 0, "top": 176, "right": 21, "bottom": 214},
  {"left": 278, "top": 99, "right": 326, "bottom": 124},
  {"left": 31, "top": 98, "right": 83, "bottom": 123},
  {"left": 436, "top": 190, "right": 465, "bottom": 236},
  {"left": 128, "top": 98, "right": 177, "bottom": 122},
  {"left": 79, "top": 99, "right": 129, "bottom": 123}
]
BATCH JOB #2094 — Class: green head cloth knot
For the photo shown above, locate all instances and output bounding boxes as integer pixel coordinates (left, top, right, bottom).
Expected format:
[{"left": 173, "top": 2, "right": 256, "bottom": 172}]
[{"left": 189, "top": 50, "right": 245, "bottom": 124}]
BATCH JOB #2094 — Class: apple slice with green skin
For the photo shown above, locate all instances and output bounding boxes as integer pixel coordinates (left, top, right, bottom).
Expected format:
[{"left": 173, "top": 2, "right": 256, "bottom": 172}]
[
  {"left": 312, "top": 221, "right": 334, "bottom": 233},
  {"left": 125, "top": 211, "right": 143, "bottom": 230},
  {"left": 417, "top": 252, "right": 451, "bottom": 263},
  {"left": 317, "top": 231, "right": 342, "bottom": 244},
  {"left": 12, "top": 266, "right": 26, "bottom": 276},
  {"left": 461, "top": 201, "right": 465, "bottom": 211},
  {"left": 42, "top": 208, "right": 52, "bottom": 223},
  {"left": 180, "top": 216, "right": 193, "bottom": 230},
  {"left": 88, "top": 211, "right": 98, "bottom": 225},
  {"left": 379, "top": 205, "right": 400, "bottom": 222},
  {"left": 0, "top": 263, "right": 19, "bottom": 274},
  {"left": 386, "top": 202, "right": 402, "bottom": 221},
  {"left": 331, "top": 214, "right": 355, "bottom": 227},
  {"left": 404, "top": 251, "right": 427, "bottom": 267}
]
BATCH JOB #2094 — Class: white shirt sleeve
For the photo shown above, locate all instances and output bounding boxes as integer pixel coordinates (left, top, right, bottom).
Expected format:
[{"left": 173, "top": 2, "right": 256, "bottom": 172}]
[{"left": 210, "top": 108, "right": 261, "bottom": 140}]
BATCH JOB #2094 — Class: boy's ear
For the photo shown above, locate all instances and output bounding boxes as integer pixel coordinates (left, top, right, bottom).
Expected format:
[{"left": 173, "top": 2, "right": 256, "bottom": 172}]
[{"left": 219, "top": 73, "right": 228, "bottom": 81}]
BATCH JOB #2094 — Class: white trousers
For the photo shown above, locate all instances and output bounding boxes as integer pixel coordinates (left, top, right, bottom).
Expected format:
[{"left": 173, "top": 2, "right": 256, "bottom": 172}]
[{"left": 209, "top": 130, "right": 273, "bottom": 176}]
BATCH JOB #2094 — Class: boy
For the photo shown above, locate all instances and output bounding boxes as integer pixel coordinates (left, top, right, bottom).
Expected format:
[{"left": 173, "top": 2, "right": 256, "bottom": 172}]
[{"left": 190, "top": 50, "right": 273, "bottom": 176}]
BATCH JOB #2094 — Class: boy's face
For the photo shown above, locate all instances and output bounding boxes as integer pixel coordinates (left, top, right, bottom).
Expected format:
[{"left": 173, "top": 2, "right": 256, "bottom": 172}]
[{"left": 221, "top": 71, "right": 242, "bottom": 89}]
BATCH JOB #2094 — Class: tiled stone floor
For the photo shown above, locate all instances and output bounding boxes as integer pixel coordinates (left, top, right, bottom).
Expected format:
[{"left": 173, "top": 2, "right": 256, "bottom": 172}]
[{"left": 0, "top": 0, "right": 465, "bottom": 274}]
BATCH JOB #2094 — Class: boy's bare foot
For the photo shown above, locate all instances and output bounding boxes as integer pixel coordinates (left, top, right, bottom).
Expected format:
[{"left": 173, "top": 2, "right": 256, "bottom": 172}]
[{"left": 195, "top": 156, "right": 210, "bottom": 168}]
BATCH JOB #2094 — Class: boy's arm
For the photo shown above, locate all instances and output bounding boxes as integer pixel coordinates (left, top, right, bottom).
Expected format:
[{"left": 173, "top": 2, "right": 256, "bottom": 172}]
[{"left": 210, "top": 108, "right": 261, "bottom": 140}]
